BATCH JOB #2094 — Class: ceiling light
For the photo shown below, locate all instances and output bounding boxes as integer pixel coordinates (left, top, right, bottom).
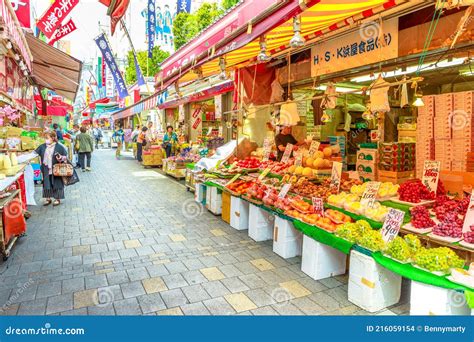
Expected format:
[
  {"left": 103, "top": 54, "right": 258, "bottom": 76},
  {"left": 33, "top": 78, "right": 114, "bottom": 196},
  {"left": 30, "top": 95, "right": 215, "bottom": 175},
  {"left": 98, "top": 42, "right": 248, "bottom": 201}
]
[
  {"left": 289, "top": 16, "right": 305, "bottom": 49},
  {"left": 257, "top": 36, "right": 270, "bottom": 62},
  {"left": 413, "top": 91, "right": 424, "bottom": 107}
]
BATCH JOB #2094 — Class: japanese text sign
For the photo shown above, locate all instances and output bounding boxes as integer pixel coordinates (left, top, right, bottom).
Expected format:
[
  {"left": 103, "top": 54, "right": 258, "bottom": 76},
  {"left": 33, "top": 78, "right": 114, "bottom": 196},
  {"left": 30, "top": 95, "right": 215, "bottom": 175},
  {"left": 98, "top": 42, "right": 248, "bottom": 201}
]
[
  {"left": 278, "top": 183, "right": 291, "bottom": 198},
  {"left": 312, "top": 197, "right": 324, "bottom": 216},
  {"left": 48, "top": 19, "right": 77, "bottom": 45},
  {"left": 329, "top": 162, "right": 343, "bottom": 192},
  {"left": 422, "top": 160, "right": 441, "bottom": 194},
  {"left": 147, "top": 0, "right": 155, "bottom": 58},
  {"left": 176, "top": 0, "right": 191, "bottom": 13},
  {"left": 381, "top": 208, "right": 405, "bottom": 243},
  {"left": 462, "top": 191, "right": 474, "bottom": 233},
  {"left": 37, "top": 0, "right": 79, "bottom": 38},
  {"left": 12, "top": 0, "right": 31, "bottom": 28},
  {"left": 281, "top": 143, "right": 293, "bottom": 164},
  {"left": 307, "top": 140, "right": 320, "bottom": 157},
  {"left": 361, "top": 182, "right": 381, "bottom": 208}
]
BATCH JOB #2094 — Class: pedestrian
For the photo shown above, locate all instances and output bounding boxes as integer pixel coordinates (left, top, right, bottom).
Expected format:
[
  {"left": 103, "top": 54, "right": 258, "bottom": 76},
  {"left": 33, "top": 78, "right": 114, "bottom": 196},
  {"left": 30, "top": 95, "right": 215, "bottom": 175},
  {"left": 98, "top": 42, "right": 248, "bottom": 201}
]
[
  {"left": 146, "top": 121, "right": 155, "bottom": 142},
  {"left": 162, "top": 125, "right": 178, "bottom": 158},
  {"left": 131, "top": 125, "right": 141, "bottom": 142},
  {"left": 70, "top": 124, "right": 81, "bottom": 169},
  {"left": 113, "top": 126, "right": 124, "bottom": 160},
  {"left": 92, "top": 126, "right": 103, "bottom": 149},
  {"left": 136, "top": 126, "right": 148, "bottom": 162},
  {"left": 75, "top": 126, "right": 94, "bottom": 172},
  {"left": 53, "top": 123, "right": 63, "bottom": 141},
  {"left": 34, "top": 131, "right": 68, "bottom": 206}
]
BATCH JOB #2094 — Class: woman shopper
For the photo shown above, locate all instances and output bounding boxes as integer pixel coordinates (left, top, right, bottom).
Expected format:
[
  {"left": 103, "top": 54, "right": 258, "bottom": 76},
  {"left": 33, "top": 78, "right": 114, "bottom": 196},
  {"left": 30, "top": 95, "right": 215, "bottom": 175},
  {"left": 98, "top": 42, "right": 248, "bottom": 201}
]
[
  {"left": 34, "top": 131, "right": 68, "bottom": 206},
  {"left": 76, "top": 126, "right": 94, "bottom": 172},
  {"left": 162, "top": 125, "right": 178, "bottom": 158},
  {"left": 136, "top": 126, "right": 148, "bottom": 163},
  {"left": 113, "top": 126, "right": 125, "bottom": 159}
]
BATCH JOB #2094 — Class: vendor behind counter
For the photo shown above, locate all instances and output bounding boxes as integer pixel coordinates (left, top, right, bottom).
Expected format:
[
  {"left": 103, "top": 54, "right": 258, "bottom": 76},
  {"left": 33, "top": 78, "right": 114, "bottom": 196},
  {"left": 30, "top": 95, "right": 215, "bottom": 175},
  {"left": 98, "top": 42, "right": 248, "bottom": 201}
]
[{"left": 274, "top": 125, "right": 306, "bottom": 161}]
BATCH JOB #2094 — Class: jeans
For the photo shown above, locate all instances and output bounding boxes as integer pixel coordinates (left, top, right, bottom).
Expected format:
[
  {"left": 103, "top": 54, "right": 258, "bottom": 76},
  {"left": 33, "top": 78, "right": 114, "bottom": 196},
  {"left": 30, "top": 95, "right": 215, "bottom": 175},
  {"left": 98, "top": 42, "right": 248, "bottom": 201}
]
[
  {"left": 95, "top": 138, "right": 100, "bottom": 149},
  {"left": 116, "top": 142, "right": 122, "bottom": 158},
  {"left": 164, "top": 144, "right": 172, "bottom": 158},
  {"left": 137, "top": 142, "right": 143, "bottom": 162},
  {"left": 78, "top": 152, "right": 91, "bottom": 169}
]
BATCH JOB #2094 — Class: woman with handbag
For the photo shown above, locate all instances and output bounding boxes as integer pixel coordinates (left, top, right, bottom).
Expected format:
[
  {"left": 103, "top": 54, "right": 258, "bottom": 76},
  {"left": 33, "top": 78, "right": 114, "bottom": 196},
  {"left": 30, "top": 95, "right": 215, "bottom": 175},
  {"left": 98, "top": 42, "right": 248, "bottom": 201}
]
[
  {"left": 162, "top": 125, "right": 178, "bottom": 158},
  {"left": 34, "top": 131, "right": 68, "bottom": 206},
  {"left": 136, "top": 126, "right": 148, "bottom": 163},
  {"left": 75, "top": 126, "right": 94, "bottom": 172}
]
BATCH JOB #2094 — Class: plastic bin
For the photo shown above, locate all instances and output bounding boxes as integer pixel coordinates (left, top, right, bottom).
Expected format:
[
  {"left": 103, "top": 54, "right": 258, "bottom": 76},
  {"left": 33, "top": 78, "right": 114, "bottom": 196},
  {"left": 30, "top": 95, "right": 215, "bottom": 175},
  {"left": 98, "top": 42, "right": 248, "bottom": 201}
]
[
  {"left": 194, "top": 183, "right": 206, "bottom": 205},
  {"left": 273, "top": 216, "right": 302, "bottom": 259},
  {"left": 230, "top": 196, "right": 249, "bottom": 230},
  {"left": 301, "top": 236, "right": 346, "bottom": 280},
  {"left": 410, "top": 281, "right": 470, "bottom": 315},
  {"left": 206, "top": 186, "right": 222, "bottom": 215},
  {"left": 248, "top": 203, "right": 274, "bottom": 242},
  {"left": 348, "top": 250, "right": 401, "bottom": 313}
]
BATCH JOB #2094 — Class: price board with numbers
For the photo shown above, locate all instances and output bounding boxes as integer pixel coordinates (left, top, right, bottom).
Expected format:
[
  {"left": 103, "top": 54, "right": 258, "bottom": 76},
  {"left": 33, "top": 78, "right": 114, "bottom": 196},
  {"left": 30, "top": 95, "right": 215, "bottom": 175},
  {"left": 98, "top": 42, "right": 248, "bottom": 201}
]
[
  {"left": 329, "top": 162, "right": 343, "bottom": 192},
  {"left": 307, "top": 140, "right": 321, "bottom": 157},
  {"left": 262, "top": 138, "right": 272, "bottom": 161},
  {"left": 294, "top": 152, "right": 303, "bottom": 167},
  {"left": 258, "top": 167, "right": 272, "bottom": 181},
  {"left": 360, "top": 182, "right": 381, "bottom": 208},
  {"left": 278, "top": 183, "right": 292, "bottom": 198},
  {"left": 381, "top": 208, "right": 405, "bottom": 243},
  {"left": 422, "top": 160, "right": 441, "bottom": 194},
  {"left": 281, "top": 143, "right": 293, "bottom": 164},
  {"left": 462, "top": 191, "right": 474, "bottom": 233},
  {"left": 312, "top": 197, "right": 324, "bottom": 216}
]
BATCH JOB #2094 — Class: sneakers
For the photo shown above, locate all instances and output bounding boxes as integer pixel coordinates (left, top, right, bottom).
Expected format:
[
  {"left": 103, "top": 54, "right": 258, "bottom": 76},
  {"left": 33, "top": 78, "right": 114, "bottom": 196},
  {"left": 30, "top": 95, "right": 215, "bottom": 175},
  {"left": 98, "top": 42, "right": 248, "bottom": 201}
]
[
  {"left": 86, "top": 167, "right": 91, "bottom": 171},
  {"left": 81, "top": 169, "right": 86, "bottom": 172}
]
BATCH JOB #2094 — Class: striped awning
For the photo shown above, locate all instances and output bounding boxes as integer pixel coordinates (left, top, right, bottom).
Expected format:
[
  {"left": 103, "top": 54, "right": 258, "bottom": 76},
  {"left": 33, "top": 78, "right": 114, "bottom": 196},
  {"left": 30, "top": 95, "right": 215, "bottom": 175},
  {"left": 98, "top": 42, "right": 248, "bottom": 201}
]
[{"left": 177, "top": 0, "right": 401, "bottom": 84}]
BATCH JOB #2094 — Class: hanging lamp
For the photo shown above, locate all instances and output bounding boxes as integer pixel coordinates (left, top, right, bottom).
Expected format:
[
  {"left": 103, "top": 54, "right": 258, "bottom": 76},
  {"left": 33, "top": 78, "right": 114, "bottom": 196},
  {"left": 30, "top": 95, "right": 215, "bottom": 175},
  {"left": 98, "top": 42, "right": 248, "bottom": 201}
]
[{"left": 289, "top": 16, "right": 305, "bottom": 49}]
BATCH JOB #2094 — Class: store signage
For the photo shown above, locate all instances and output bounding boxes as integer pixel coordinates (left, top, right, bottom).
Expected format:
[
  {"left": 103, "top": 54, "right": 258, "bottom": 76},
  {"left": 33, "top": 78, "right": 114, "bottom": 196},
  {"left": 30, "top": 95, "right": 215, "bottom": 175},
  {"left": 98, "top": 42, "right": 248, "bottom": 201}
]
[
  {"left": 258, "top": 167, "right": 272, "bottom": 181},
  {"left": 422, "top": 160, "right": 441, "bottom": 194},
  {"left": 192, "top": 117, "right": 201, "bottom": 129},
  {"left": 192, "top": 107, "right": 201, "bottom": 119},
  {"left": 360, "top": 181, "right": 381, "bottom": 208},
  {"left": 48, "top": 19, "right": 77, "bottom": 45},
  {"left": 262, "top": 138, "right": 271, "bottom": 161},
  {"left": 329, "top": 162, "right": 343, "bottom": 192},
  {"left": 307, "top": 140, "right": 320, "bottom": 157},
  {"left": 226, "top": 173, "right": 241, "bottom": 186},
  {"left": 176, "top": 0, "right": 191, "bottom": 13},
  {"left": 281, "top": 143, "right": 293, "bottom": 164},
  {"left": 294, "top": 152, "right": 303, "bottom": 167},
  {"left": 105, "top": 66, "right": 115, "bottom": 98},
  {"left": 278, "top": 183, "right": 291, "bottom": 198},
  {"left": 147, "top": 0, "right": 155, "bottom": 58},
  {"left": 381, "top": 208, "right": 405, "bottom": 243},
  {"left": 12, "top": 0, "right": 31, "bottom": 28},
  {"left": 462, "top": 191, "right": 474, "bottom": 233},
  {"left": 311, "top": 18, "right": 398, "bottom": 77},
  {"left": 312, "top": 197, "right": 324, "bottom": 216},
  {"left": 37, "top": 0, "right": 79, "bottom": 39}
]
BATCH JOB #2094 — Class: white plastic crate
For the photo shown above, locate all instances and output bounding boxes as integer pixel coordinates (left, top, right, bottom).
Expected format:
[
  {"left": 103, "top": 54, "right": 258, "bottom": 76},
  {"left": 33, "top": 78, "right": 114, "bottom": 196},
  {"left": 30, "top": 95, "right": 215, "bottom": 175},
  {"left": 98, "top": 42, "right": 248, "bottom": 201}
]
[
  {"left": 410, "top": 281, "right": 470, "bottom": 315},
  {"left": 273, "top": 216, "right": 302, "bottom": 258},
  {"left": 248, "top": 203, "right": 274, "bottom": 242},
  {"left": 301, "top": 236, "right": 346, "bottom": 280},
  {"left": 194, "top": 183, "right": 206, "bottom": 205},
  {"left": 206, "top": 186, "right": 222, "bottom": 215},
  {"left": 348, "top": 250, "right": 401, "bottom": 313},
  {"left": 230, "top": 196, "right": 249, "bottom": 230}
]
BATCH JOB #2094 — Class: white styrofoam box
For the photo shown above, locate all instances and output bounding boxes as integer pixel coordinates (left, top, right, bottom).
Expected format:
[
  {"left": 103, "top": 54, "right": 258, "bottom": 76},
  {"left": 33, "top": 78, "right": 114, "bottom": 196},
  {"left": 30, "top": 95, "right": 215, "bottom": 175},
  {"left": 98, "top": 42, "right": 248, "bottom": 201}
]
[
  {"left": 410, "top": 281, "right": 470, "bottom": 315},
  {"left": 248, "top": 203, "right": 274, "bottom": 242},
  {"left": 206, "top": 186, "right": 222, "bottom": 215},
  {"left": 195, "top": 183, "right": 206, "bottom": 205},
  {"left": 301, "top": 236, "right": 346, "bottom": 281},
  {"left": 230, "top": 196, "right": 249, "bottom": 230},
  {"left": 273, "top": 216, "right": 302, "bottom": 259},
  {"left": 348, "top": 250, "right": 401, "bottom": 313}
]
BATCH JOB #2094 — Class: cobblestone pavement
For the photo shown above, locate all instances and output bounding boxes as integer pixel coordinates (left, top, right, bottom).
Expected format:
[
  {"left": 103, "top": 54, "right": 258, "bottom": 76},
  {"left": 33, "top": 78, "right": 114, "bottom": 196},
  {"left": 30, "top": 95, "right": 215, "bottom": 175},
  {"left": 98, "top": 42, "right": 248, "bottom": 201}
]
[{"left": 0, "top": 149, "right": 409, "bottom": 316}]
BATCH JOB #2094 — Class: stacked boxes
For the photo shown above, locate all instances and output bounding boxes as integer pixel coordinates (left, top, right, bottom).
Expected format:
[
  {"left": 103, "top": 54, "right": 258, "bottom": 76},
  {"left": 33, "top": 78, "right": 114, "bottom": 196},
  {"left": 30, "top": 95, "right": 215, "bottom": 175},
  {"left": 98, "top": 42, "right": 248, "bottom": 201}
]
[
  {"left": 416, "top": 96, "right": 435, "bottom": 177},
  {"left": 378, "top": 143, "right": 415, "bottom": 172},
  {"left": 356, "top": 147, "right": 378, "bottom": 182},
  {"left": 452, "top": 91, "right": 474, "bottom": 172},
  {"left": 434, "top": 94, "right": 453, "bottom": 170},
  {"left": 142, "top": 147, "right": 165, "bottom": 166}
]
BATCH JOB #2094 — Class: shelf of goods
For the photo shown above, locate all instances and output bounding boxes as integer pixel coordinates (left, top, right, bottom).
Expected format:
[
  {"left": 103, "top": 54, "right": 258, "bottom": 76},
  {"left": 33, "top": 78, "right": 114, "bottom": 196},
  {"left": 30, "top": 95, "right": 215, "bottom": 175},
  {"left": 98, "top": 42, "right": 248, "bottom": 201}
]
[
  {"left": 164, "top": 159, "right": 187, "bottom": 180},
  {"left": 197, "top": 174, "right": 474, "bottom": 314},
  {"left": 142, "top": 146, "right": 165, "bottom": 167}
]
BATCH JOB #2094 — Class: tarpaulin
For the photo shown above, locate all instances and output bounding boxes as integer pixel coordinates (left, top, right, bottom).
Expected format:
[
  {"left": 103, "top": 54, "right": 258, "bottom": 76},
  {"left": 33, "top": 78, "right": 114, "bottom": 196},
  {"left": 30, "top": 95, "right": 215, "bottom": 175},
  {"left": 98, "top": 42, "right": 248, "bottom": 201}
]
[{"left": 240, "top": 64, "right": 275, "bottom": 105}]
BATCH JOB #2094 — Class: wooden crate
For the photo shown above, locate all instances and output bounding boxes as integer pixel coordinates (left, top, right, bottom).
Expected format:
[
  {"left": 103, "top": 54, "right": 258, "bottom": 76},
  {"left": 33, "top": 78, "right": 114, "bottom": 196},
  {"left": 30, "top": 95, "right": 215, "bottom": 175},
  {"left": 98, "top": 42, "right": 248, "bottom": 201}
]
[
  {"left": 377, "top": 170, "right": 414, "bottom": 184},
  {"left": 221, "top": 191, "right": 231, "bottom": 224}
]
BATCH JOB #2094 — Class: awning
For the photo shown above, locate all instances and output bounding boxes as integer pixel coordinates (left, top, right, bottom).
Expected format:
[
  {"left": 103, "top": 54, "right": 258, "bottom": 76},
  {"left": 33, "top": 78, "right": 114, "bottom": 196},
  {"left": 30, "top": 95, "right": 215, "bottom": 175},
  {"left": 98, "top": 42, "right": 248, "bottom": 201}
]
[
  {"left": 25, "top": 33, "right": 82, "bottom": 101},
  {"left": 112, "top": 91, "right": 169, "bottom": 121}
]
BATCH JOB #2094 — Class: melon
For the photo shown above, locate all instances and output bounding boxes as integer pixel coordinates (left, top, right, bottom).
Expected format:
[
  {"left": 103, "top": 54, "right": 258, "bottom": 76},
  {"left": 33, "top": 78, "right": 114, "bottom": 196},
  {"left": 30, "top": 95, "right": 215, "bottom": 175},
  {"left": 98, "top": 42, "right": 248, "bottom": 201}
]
[
  {"left": 3, "top": 154, "right": 12, "bottom": 169},
  {"left": 302, "top": 167, "right": 313, "bottom": 176},
  {"left": 305, "top": 157, "right": 314, "bottom": 168},
  {"left": 10, "top": 153, "right": 17, "bottom": 166},
  {"left": 323, "top": 147, "right": 332, "bottom": 158},
  {"left": 313, "top": 151, "right": 324, "bottom": 159},
  {"left": 294, "top": 166, "right": 304, "bottom": 175},
  {"left": 313, "top": 158, "right": 324, "bottom": 169}
]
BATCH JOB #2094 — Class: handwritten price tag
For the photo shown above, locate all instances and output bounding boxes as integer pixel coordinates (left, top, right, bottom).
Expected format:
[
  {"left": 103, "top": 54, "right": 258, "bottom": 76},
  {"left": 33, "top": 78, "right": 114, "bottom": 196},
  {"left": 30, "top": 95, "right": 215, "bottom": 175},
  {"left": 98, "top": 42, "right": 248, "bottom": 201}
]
[
  {"left": 226, "top": 173, "right": 241, "bottom": 186},
  {"left": 258, "top": 167, "right": 272, "bottom": 181},
  {"left": 381, "top": 208, "right": 405, "bottom": 243},
  {"left": 294, "top": 152, "right": 303, "bottom": 167},
  {"left": 307, "top": 140, "right": 320, "bottom": 157},
  {"left": 312, "top": 197, "right": 324, "bottom": 216},
  {"left": 278, "top": 183, "right": 292, "bottom": 198},
  {"left": 360, "top": 182, "right": 381, "bottom": 208},
  {"left": 422, "top": 160, "right": 441, "bottom": 194},
  {"left": 281, "top": 143, "right": 293, "bottom": 164},
  {"left": 262, "top": 138, "right": 272, "bottom": 162},
  {"left": 329, "top": 162, "right": 343, "bottom": 192},
  {"left": 462, "top": 191, "right": 474, "bottom": 233}
]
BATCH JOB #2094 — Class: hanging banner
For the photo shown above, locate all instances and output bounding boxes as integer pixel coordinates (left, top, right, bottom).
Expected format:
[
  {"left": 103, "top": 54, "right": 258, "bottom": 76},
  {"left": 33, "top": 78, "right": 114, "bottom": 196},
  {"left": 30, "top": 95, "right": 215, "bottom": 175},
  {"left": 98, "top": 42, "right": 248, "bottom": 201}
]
[
  {"left": 11, "top": 0, "right": 31, "bottom": 28},
  {"left": 133, "top": 53, "right": 145, "bottom": 86},
  {"left": 311, "top": 18, "right": 398, "bottom": 77},
  {"left": 94, "top": 33, "right": 129, "bottom": 99},
  {"left": 97, "top": 57, "right": 103, "bottom": 88},
  {"left": 147, "top": 0, "right": 156, "bottom": 58},
  {"left": 176, "top": 0, "right": 191, "bottom": 13},
  {"left": 48, "top": 19, "right": 77, "bottom": 45},
  {"left": 36, "top": 0, "right": 79, "bottom": 39},
  {"left": 105, "top": 66, "right": 115, "bottom": 98}
]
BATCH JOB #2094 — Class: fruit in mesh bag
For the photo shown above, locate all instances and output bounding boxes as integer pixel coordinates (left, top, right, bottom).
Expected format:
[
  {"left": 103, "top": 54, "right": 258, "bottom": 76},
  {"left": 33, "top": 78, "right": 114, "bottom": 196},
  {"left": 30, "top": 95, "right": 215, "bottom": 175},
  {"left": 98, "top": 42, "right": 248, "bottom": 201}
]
[
  {"left": 358, "top": 229, "right": 385, "bottom": 251},
  {"left": 385, "top": 236, "right": 412, "bottom": 262}
]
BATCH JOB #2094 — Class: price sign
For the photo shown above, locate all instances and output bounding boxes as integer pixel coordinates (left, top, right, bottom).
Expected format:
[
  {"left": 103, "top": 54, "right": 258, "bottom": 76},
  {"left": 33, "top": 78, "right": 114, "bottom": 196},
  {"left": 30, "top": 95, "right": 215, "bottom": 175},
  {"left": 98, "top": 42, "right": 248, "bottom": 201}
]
[
  {"left": 381, "top": 208, "right": 405, "bottom": 243},
  {"left": 278, "top": 183, "right": 292, "bottom": 198},
  {"left": 329, "top": 162, "right": 343, "bottom": 192},
  {"left": 294, "top": 152, "right": 303, "bottom": 167},
  {"left": 258, "top": 167, "right": 272, "bottom": 181},
  {"left": 307, "top": 140, "right": 320, "bottom": 157},
  {"left": 360, "top": 182, "right": 381, "bottom": 208},
  {"left": 312, "top": 197, "right": 324, "bottom": 216},
  {"left": 281, "top": 143, "right": 293, "bottom": 164},
  {"left": 262, "top": 138, "right": 272, "bottom": 162},
  {"left": 226, "top": 173, "right": 241, "bottom": 186},
  {"left": 422, "top": 160, "right": 441, "bottom": 194},
  {"left": 462, "top": 191, "right": 474, "bottom": 233}
]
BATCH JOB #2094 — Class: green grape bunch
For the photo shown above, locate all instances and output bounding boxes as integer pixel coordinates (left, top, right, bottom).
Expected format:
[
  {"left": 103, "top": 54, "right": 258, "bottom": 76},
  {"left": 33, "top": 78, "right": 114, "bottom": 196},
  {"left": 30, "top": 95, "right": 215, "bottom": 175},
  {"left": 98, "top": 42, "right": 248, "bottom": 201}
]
[
  {"left": 359, "top": 229, "right": 386, "bottom": 251},
  {"left": 385, "top": 236, "right": 412, "bottom": 262}
]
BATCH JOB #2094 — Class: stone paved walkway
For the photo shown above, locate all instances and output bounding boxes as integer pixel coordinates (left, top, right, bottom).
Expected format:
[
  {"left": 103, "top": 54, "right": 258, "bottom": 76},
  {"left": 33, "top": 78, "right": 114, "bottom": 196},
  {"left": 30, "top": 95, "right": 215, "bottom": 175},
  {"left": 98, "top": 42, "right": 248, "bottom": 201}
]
[{"left": 0, "top": 149, "right": 409, "bottom": 316}]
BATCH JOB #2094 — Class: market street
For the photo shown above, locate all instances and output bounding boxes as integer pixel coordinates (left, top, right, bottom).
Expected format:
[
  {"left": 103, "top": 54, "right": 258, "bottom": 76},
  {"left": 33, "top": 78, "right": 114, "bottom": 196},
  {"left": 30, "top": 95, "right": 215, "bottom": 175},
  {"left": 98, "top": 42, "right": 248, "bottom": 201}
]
[{"left": 0, "top": 149, "right": 409, "bottom": 316}]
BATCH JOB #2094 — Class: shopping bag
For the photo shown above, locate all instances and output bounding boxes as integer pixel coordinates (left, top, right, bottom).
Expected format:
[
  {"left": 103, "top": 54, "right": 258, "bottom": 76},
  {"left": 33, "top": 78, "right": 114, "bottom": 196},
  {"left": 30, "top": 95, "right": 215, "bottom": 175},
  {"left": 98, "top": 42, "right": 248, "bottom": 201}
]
[{"left": 63, "top": 169, "right": 79, "bottom": 186}]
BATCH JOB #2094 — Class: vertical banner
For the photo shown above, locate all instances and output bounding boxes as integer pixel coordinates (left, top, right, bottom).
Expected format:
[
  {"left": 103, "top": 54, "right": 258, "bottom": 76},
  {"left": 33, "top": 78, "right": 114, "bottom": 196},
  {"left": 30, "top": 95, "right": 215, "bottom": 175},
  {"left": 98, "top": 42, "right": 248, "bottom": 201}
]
[
  {"left": 176, "top": 0, "right": 191, "bottom": 13},
  {"left": 147, "top": 0, "right": 156, "bottom": 58},
  {"left": 97, "top": 57, "right": 103, "bottom": 88},
  {"left": 12, "top": 0, "right": 31, "bottom": 28},
  {"left": 133, "top": 53, "right": 145, "bottom": 86},
  {"left": 48, "top": 19, "right": 77, "bottom": 45},
  {"left": 36, "top": 0, "right": 79, "bottom": 38},
  {"left": 94, "top": 34, "right": 129, "bottom": 99}
]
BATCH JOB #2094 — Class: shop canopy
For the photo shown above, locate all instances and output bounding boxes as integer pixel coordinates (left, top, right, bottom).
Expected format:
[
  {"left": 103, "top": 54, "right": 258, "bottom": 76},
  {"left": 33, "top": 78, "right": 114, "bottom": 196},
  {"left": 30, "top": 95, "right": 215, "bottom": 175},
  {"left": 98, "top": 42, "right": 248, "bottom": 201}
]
[
  {"left": 25, "top": 33, "right": 82, "bottom": 101},
  {"left": 161, "top": 0, "right": 402, "bottom": 86}
]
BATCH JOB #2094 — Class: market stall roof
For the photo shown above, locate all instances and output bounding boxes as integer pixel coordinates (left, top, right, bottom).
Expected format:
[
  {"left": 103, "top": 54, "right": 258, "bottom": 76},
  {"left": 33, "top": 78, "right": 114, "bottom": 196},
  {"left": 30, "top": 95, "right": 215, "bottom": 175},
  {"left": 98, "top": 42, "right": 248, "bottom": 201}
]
[
  {"left": 25, "top": 33, "right": 82, "bottom": 101},
  {"left": 169, "top": 0, "right": 405, "bottom": 85}
]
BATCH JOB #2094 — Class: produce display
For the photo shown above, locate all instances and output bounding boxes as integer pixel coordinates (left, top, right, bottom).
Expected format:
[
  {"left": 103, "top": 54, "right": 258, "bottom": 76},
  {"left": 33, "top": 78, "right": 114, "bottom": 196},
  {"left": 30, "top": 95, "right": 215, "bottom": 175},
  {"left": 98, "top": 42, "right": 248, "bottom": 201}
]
[
  {"left": 286, "top": 145, "right": 340, "bottom": 177},
  {"left": 397, "top": 179, "right": 435, "bottom": 203},
  {"left": 226, "top": 180, "right": 253, "bottom": 195},
  {"left": 384, "top": 236, "right": 413, "bottom": 262},
  {"left": 431, "top": 212, "right": 464, "bottom": 239},
  {"left": 244, "top": 182, "right": 268, "bottom": 201},
  {"left": 233, "top": 157, "right": 262, "bottom": 169},
  {"left": 328, "top": 192, "right": 390, "bottom": 222},
  {"left": 335, "top": 220, "right": 372, "bottom": 243},
  {"left": 358, "top": 229, "right": 386, "bottom": 251},
  {"left": 290, "top": 179, "right": 338, "bottom": 200},
  {"left": 350, "top": 181, "right": 399, "bottom": 199},
  {"left": 463, "top": 227, "right": 474, "bottom": 244},
  {"left": 413, "top": 247, "right": 465, "bottom": 274},
  {"left": 433, "top": 195, "right": 469, "bottom": 221},
  {"left": 410, "top": 206, "right": 435, "bottom": 229}
]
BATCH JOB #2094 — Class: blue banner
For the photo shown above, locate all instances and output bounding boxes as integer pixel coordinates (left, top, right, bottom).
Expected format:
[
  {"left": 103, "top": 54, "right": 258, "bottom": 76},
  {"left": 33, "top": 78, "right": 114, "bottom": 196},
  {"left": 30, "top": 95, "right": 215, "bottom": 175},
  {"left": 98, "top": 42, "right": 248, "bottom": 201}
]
[
  {"left": 147, "top": 0, "right": 156, "bottom": 58},
  {"left": 94, "top": 33, "right": 129, "bottom": 99},
  {"left": 133, "top": 53, "right": 145, "bottom": 86},
  {"left": 177, "top": 0, "right": 191, "bottom": 13},
  {"left": 0, "top": 316, "right": 472, "bottom": 342}
]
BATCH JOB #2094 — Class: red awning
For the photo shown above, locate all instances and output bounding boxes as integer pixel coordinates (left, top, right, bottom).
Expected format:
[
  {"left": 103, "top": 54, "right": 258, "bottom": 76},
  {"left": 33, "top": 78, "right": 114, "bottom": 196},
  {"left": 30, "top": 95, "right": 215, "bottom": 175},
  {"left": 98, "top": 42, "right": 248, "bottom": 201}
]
[{"left": 89, "top": 97, "right": 110, "bottom": 109}]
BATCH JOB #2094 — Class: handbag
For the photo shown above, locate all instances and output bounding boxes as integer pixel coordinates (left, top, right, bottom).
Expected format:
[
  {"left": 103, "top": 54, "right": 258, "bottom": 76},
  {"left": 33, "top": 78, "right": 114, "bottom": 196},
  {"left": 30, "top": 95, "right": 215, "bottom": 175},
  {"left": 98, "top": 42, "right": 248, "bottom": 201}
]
[
  {"left": 63, "top": 169, "right": 79, "bottom": 186},
  {"left": 53, "top": 162, "right": 73, "bottom": 177}
]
